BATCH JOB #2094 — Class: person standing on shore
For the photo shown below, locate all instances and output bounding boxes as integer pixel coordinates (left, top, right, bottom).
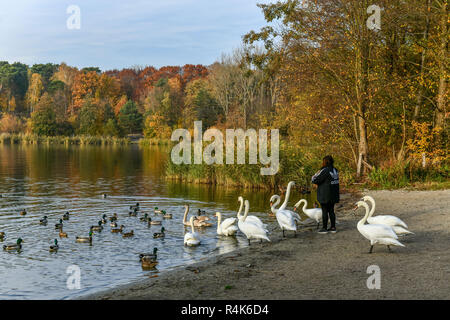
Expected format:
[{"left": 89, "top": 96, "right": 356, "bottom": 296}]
[{"left": 311, "top": 155, "right": 339, "bottom": 234}]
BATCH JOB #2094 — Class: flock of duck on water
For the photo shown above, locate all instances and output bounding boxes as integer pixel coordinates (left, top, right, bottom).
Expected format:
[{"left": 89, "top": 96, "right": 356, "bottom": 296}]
[{"left": 0, "top": 181, "right": 412, "bottom": 269}]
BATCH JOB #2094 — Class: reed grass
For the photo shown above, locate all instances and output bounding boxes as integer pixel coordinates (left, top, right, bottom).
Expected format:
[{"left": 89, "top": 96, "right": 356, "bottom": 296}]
[{"left": 0, "top": 133, "right": 130, "bottom": 146}]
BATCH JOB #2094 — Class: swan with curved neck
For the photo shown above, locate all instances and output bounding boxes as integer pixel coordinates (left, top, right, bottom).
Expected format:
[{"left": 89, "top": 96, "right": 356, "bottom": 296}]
[
  {"left": 236, "top": 197, "right": 267, "bottom": 229},
  {"left": 215, "top": 212, "right": 238, "bottom": 236},
  {"left": 269, "top": 195, "right": 280, "bottom": 216},
  {"left": 183, "top": 204, "right": 212, "bottom": 227},
  {"left": 279, "top": 181, "right": 295, "bottom": 211},
  {"left": 184, "top": 216, "right": 201, "bottom": 246},
  {"left": 294, "top": 199, "right": 322, "bottom": 229},
  {"left": 238, "top": 200, "right": 270, "bottom": 245},
  {"left": 362, "top": 196, "right": 411, "bottom": 235},
  {"left": 355, "top": 201, "right": 404, "bottom": 253}
]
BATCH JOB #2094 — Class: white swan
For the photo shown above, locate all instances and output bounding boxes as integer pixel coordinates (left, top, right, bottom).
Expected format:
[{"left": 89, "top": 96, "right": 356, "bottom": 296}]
[
  {"left": 275, "top": 204, "right": 298, "bottom": 238},
  {"left": 355, "top": 201, "right": 405, "bottom": 253},
  {"left": 362, "top": 196, "right": 411, "bottom": 235},
  {"left": 276, "top": 181, "right": 302, "bottom": 221},
  {"left": 237, "top": 196, "right": 267, "bottom": 229},
  {"left": 182, "top": 204, "right": 212, "bottom": 227},
  {"left": 215, "top": 212, "right": 238, "bottom": 236},
  {"left": 269, "top": 194, "right": 280, "bottom": 216},
  {"left": 184, "top": 216, "right": 201, "bottom": 246},
  {"left": 294, "top": 199, "right": 322, "bottom": 229},
  {"left": 238, "top": 200, "right": 270, "bottom": 245}
]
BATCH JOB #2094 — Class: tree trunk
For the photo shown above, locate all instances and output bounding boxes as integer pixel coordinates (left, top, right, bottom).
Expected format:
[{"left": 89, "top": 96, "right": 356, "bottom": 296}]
[{"left": 435, "top": 0, "right": 448, "bottom": 129}]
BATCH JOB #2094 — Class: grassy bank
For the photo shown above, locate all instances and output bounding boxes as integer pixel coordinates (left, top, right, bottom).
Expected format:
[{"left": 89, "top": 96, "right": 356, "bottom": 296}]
[
  {"left": 0, "top": 133, "right": 130, "bottom": 146},
  {"left": 138, "top": 138, "right": 171, "bottom": 146}
]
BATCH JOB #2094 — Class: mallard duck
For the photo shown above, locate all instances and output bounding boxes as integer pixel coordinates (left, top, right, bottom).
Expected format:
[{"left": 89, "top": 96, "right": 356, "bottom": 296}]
[
  {"left": 76, "top": 231, "right": 93, "bottom": 243},
  {"left": 110, "top": 221, "right": 118, "bottom": 228},
  {"left": 153, "top": 227, "right": 165, "bottom": 238},
  {"left": 101, "top": 214, "right": 108, "bottom": 224},
  {"left": 148, "top": 217, "right": 162, "bottom": 226},
  {"left": 59, "top": 228, "right": 68, "bottom": 238},
  {"left": 154, "top": 207, "right": 163, "bottom": 214},
  {"left": 49, "top": 239, "right": 59, "bottom": 252},
  {"left": 3, "top": 238, "right": 23, "bottom": 251},
  {"left": 62, "top": 212, "right": 70, "bottom": 220},
  {"left": 162, "top": 211, "right": 172, "bottom": 219},
  {"left": 122, "top": 230, "right": 134, "bottom": 238},
  {"left": 130, "top": 203, "right": 140, "bottom": 211},
  {"left": 39, "top": 216, "right": 48, "bottom": 225},
  {"left": 111, "top": 225, "right": 124, "bottom": 233},
  {"left": 128, "top": 210, "right": 137, "bottom": 217},
  {"left": 109, "top": 213, "right": 118, "bottom": 222},
  {"left": 139, "top": 247, "right": 158, "bottom": 261},
  {"left": 141, "top": 256, "right": 158, "bottom": 269},
  {"left": 0, "top": 232, "right": 4, "bottom": 239},
  {"left": 20, "top": 209, "right": 27, "bottom": 216},
  {"left": 91, "top": 221, "right": 103, "bottom": 232},
  {"left": 140, "top": 213, "right": 149, "bottom": 222},
  {"left": 196, "top": 209, "right": 210, "bottom": 221},
  {"left": 55, "top": 219, "right": 63, "bottom": 229}
]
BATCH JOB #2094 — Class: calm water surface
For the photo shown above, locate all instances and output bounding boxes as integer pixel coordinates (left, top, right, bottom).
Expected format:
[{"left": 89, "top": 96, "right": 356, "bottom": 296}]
[{"left": 0, "top": 144, "right": 316, "bottom": 299}]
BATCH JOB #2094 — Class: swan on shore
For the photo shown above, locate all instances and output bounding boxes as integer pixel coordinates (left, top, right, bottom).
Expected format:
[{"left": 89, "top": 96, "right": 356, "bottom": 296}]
[
  {"left": 215, "top": 212, "right": 238, "bottom": 236},
  {"left": 237, "top": 196, "right": 267, "bottom": 229},
  {"left": 238, "top": 200, "right": 270, "bottom": 245},
  {"left": 355, "top": 201, "right": 405, "bottom": 253},
  {"left": 294, "top": 199, "right": 322, "bottom": 229},
  {"left": 184, "top": 216, "right": 201, "bottom": 246},
  {"left": 362, "top": 196, "right": 411, "bottom": 235}
]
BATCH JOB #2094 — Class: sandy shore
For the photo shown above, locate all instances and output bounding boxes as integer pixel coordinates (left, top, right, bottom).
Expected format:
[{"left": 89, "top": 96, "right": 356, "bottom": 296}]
[{"left": 81, "top": 189, "right": 450, "bottom": 300}]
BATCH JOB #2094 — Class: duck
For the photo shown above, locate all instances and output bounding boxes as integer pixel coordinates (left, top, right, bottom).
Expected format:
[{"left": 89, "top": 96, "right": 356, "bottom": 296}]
[
  {"left": 122, "top": 230, "right": 134, "bottom": 238},
  {"left": 141, "top": 256, "right": 158, "bottom": 269},
  {"left": 215, "top": 212, "right": 238, "bottom": 236},
  {"left": 102, "top": 194, "right": 107, "bottom": 199},
  {"left": 59, "top": 227, "right": 68, "bottom": 238},
  {"left": 76, "top": 231, "right": 93, "bottom": 244},
  {"left": 184, "top": 216, "right": 201, "bottom": 246},
  {"left": 91, "top": 221, "right": 103, "bottom": 232},
  {"left": 182, "top": 204, "right": 212, "bottom": 227},
  {"left": 162, "top": 211, "right": 172, "bottom": 219},
  {"left": 128, "top": 210, "right": 138, "bottom": 217},
  {"left": 154, "top": 207, "right": 163, "bottom": 214},
  {"left": 130, "top": 203, "right": 140, "bottom": 211},
  {"left": 361, "top": 196, "right": 412, "bottom": 235},
  {"left": 0, "top": 232, "right": 4, "bottom": 240},
  {"left": 20, "top": 209, "right": 27, "bottom": 216},
  {"left": 55, "top": 219, "right": 64, "bottom": 229},
  {"left": 355, "top": 201, "right": 404, "bottom": 253},
  {"left": 238, "top": 200, "right": 270, "bottom": 245},
  {"left": 236, "top": 196, "right": 267, "bottom": 229},
  {"left": 110, "top": 221, "right": 118, "bottom": 228},
  {"left": 294, "top": 198, "right": 322, "bottom": 229},
  {"left": 153, "top": 227, "right": 165, "bottom": 239},
  {"left": 101, "top": 214, "right": 108, "bottom": 224},
  {"left": 196, "top": 209, "right": 210, "bottom": 221},
  {"left": 139, "top": 247, "right": 158, "bottom": 262},
  {"left": 148, "top": 217, "right": 162, "bottom": 226},
  {"left": 62, "top": 212, "right": 70, "bottom": 220},
  {"left": 39, "top": 216, "right": 48, "bottom": 225},
  {"left": 109, "top": 213, "right": 118, "bottom": 222},
  {"left": 49, "top": 239, "right": 59, "bottom": 252},
  {"left": 3, "top": 238, "right": 23, "bottom": 251},
  {"left": 111, "top": 225, "right": 124, "bottom": 233},
  {"left": 140, "top": 213, "right": 150, "bottom": 222}
]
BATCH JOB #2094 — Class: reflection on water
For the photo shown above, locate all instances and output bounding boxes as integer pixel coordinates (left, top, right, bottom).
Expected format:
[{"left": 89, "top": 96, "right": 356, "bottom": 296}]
[{"left": 0, "top": 144, "right": 316, "bottom": 299}]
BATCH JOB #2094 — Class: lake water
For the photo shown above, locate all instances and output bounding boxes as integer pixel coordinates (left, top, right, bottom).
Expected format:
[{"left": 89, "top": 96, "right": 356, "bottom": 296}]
[{"left": 0, "top": 144, "right": 316, "bottom": 299}]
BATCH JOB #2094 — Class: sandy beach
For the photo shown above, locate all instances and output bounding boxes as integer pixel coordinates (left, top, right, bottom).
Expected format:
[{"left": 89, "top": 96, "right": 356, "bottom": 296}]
[{"left": 82, "top": 189, "right": 450, "bottom": 300}]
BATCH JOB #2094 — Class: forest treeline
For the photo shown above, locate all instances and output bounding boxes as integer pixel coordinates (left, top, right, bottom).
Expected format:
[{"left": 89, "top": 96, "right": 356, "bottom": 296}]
[{"left": 0, "top": 0, "right": 448, "bottom": 188}]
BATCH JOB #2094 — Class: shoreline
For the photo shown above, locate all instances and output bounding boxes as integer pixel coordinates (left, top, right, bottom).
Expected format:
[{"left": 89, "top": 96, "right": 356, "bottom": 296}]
[{"left": 80, "top": 189, "right": 450, "bottom": 300}]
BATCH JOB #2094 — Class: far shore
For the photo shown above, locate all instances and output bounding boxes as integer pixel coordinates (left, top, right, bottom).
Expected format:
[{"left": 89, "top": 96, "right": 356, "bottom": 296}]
[{"left": 80, "top": 189, "right": 450, "bottom": 300}]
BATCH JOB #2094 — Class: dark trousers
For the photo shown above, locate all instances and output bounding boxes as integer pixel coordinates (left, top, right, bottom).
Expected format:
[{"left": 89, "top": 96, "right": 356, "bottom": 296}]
[{"left": 320, "top": 202, "right": 336, "bottom": 229}]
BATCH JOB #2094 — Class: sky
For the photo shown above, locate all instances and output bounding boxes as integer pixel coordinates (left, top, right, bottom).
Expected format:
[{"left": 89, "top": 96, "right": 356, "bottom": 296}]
[{"left": 0, "top": 0, "right": 270, "bottom": 71}]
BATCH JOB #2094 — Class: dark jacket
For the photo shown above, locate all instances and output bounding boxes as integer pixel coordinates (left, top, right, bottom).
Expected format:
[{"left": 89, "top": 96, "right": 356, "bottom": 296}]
[{"left": 311, "top": 166, "right": 340, "bottom": 204}]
